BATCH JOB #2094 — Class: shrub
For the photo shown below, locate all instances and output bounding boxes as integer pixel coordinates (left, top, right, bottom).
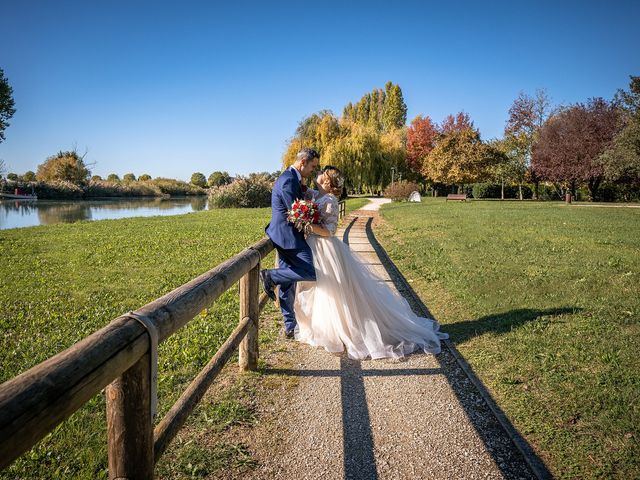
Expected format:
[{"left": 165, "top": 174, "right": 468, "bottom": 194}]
[
  {"left": 85, "top": 180, "right": 162, "bottom": 197},
  {"left": 472, "top": 183, "right": 501, "bottom": 199},
  {"left": 123, "top": 173, "right": 136, "bottom": 183},
  {"left": 152, "top": 178, "right": 205, "bottom": 196},
  {"left": 383, "top": 181, "right": 421, "bottom": 202},
  {"left": 34, "top": 180, "right": 84, "bottom": 199},
  {"left": 209, "top": 175, "right": 272, "bottom": 208},
  {"left": 471, "top": 183, "right": 533, "bottom": 199},
  {"left": 537, "top": 183, "right": 562, "bottom": 201}
]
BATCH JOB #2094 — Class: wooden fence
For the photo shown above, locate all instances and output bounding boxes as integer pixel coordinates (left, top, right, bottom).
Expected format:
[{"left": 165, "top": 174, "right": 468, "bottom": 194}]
[{"left": 0, "top": 200, "right": 346, "bottom": 478}]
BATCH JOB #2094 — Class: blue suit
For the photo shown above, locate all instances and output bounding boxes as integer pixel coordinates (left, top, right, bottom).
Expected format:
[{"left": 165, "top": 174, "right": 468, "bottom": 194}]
[{"left": 265, "top": 167, "right": 316, "bottom": 332}]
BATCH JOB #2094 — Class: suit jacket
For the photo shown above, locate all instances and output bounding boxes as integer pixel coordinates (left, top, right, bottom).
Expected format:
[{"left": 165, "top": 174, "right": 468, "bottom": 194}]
[{"left": 265, "top": 167, "right": 307, "bottom": 250}]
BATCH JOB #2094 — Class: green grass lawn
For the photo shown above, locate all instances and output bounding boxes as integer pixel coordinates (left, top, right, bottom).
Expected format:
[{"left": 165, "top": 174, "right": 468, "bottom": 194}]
[
  {"left": 376, "top": 198, "right": 640, "bottom": 479},
  {"left": 344, "top": 196, "right": 370, "bottom": 214}
]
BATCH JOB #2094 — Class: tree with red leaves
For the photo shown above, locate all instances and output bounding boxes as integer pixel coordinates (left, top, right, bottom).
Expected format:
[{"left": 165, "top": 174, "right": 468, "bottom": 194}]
[
  {"left": 406, "top": 115, "right": 439, "bottom": 179},
  {"left": 532, "top": 98, "right": 622, "bottom": 200},
  {"left": 440, "top": 112, "right": 474, "bottom": 135}
]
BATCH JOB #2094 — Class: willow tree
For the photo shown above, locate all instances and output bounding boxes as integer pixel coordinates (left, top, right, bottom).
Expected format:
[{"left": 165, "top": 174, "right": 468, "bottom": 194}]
[{"left": 282, "top": 82, "right": 409, "bottom": 193}]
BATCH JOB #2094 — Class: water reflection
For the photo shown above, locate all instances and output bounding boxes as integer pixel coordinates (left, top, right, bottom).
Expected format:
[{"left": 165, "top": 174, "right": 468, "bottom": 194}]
[
  {"left": 190, "top": 196, "right": 207, "bottom": 211},
  {"left": 0, "top": 196, "right": 210, "bottom": 230}
]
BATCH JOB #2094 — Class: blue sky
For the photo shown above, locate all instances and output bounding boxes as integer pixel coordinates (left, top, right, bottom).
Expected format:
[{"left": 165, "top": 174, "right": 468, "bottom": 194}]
[{"left": 1, "top": 0, "right": 639, "bottom": 180}]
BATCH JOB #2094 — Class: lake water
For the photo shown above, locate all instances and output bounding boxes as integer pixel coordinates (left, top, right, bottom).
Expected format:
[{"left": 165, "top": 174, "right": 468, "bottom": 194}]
[{"left": 0, "top": 196, "right": 210, "bottom": 230}]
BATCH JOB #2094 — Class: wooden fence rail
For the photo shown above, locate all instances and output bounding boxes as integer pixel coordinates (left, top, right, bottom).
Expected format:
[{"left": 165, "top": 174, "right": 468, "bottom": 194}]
[{"left": 0, "top": 200, "right": 346, "bottom": 478}]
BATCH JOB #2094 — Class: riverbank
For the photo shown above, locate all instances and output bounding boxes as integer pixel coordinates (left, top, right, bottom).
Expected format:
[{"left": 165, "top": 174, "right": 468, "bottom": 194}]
[{"left": 1, "top": 178, "right": 206, "bottom": 200}]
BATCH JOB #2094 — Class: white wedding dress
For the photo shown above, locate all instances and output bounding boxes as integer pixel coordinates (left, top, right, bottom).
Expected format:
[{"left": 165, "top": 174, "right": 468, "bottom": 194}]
[{"left": 294, "top": 192, "right": 448, "bottom": 360}]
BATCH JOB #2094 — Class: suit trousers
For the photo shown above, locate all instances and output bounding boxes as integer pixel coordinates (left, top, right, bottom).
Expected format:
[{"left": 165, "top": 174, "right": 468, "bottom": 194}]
[{"left": 268, "top": 243, "right": 316, "bottom": 333}]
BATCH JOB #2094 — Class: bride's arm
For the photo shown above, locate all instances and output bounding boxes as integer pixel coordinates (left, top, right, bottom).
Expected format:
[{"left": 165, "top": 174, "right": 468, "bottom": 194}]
[
  {"left": 306, "top": 197, "right": 338, "bottom": 237},
  {"left": 306, "top": 223, "right": 332, "bottom": 237}
]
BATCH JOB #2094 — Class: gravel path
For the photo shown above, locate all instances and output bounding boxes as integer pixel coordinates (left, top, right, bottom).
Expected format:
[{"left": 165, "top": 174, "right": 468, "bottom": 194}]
[{"left": 238, "top": 199, "right": 540, "bottom": 480}]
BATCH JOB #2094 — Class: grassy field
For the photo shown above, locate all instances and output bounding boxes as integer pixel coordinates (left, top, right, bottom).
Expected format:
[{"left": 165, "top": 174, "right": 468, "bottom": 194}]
[
  {"left": 376, "top": 199, "right": 640, "bottom": 479},
  {"left": 343, "top": 196, "right": 370, "bottom": 213},
  {"left": 0, "top": 197, "right": 365, "bottom": 478}
]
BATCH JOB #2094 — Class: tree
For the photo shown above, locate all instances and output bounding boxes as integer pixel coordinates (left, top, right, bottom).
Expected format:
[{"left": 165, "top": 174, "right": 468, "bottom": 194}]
[
  {"left": 208, "top": 171, "right": 232, "bottom": 187},
  {"left": 138, "top": 174, "right": 152, "bottom": 181},
  {"left": 282, "top": 82, "right": 409, "bottom": 193},
  {"left": 0, "top": 69, "right": 16, "bottom": 143},
  {"left": 342, "top": 102, "right": 356, "bottom": 122},
  {"left": 382, "top": 82, "right": 407, "bottom": 131},
  {"left": 532, "top": 98, "right": 622, "bottom": 200},
  {"left": 292, "top": 110, "right": 339, "bottom": 155},
  {"left": 498, "top": 132, "right": 530, "bottom": 199},
  {"left": 505, "top": 89, "right": 553, "bottom": 198},
  {"left": 107, "top": 173, "right": 120, "bottom": 182},
  {"left": 7, "top": 172, "right": 18, "bottom": 181},
  {"left": 598, "top": 76, "right": 640, "bottom": 186},
  {"left": 422, "top": 128, "right": 496, "bottom": 186},
  {"left": 22, "top": 171, "right": 36, "bottom": 182},
  {"left": 36, "top": 150, "right": 91, "bottom": 185},
  {"left": 282, "top": 137, "right": 304, "bottom": 169},
  {"left": 190, "top": 172, "right": 207, "bottom": 188},
  {"left": 91, "top": 175, "right": 103, "bottom": 182},
  {"left": 123, "top": 173, "right": 136, "bottom": 182},
  {"left": 440, "top": 112, "right": 474, "bottom": 135},
  {"left": 406, "top": 115, "right": 438, "bottom": 179},
  {"left": 489, "top": 137, "right": 523, "bottom": 199}
]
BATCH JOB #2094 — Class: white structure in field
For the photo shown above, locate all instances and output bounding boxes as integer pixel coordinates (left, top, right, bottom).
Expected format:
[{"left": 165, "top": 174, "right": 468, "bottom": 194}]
[{"left": 408, "top": 191, "right": 421, "bottom": 202}]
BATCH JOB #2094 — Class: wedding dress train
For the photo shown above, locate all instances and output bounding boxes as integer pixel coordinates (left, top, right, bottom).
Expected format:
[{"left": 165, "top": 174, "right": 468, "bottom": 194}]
[{"left": 294, "top": 193, "right": 448, "bottom": 360}]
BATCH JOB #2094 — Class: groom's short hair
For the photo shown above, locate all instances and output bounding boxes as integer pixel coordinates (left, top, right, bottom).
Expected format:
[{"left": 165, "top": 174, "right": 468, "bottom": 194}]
[{"left": 296, "top": 148, "right": 320, "bottom": 163}]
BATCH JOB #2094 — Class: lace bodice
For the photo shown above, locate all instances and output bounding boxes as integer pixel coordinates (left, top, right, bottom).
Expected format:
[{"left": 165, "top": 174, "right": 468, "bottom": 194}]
[{"left": 313, "top": 192, "right": 339, "bottom": 235}]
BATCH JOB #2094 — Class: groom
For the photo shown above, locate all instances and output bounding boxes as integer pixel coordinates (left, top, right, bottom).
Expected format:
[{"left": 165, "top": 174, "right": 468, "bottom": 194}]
[{"left": 261, "top": 148, "right": 320, "bottom": 338}]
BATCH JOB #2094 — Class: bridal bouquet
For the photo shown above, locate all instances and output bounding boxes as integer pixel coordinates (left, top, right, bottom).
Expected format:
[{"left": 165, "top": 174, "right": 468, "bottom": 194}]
[{"left": 287, "top": 199, "right": 320, "bottom": 233}]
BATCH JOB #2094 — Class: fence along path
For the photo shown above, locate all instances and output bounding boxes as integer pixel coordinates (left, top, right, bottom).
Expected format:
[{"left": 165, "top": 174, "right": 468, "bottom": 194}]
[{"left": 0, "top": 201, "right": 344, "bottom": 479}]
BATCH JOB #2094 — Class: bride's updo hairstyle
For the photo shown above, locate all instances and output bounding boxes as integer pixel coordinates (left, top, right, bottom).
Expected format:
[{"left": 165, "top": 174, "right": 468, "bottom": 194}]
[{"left": 322, "top": 165, "right": 344, "bottom": 197}]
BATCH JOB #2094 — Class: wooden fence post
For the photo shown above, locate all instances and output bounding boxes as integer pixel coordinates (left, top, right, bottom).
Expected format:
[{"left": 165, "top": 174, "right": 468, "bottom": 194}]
[
  {"left": 106, "top": 353, "right": 154, "bottom": 479},
  {"left": 239, "top": 265, "right": 259, "bottom": 371}
]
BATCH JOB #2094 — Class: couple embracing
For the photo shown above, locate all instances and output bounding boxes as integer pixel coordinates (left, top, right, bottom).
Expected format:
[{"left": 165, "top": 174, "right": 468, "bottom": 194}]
[{"left": 262, "top": 148, "right": 448, "bottom": 360}]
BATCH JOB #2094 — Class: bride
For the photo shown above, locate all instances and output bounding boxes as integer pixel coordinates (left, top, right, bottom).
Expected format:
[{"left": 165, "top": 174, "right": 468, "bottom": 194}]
[{"left": 293, "top": 165, "right": 448, "bottom": 360}]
